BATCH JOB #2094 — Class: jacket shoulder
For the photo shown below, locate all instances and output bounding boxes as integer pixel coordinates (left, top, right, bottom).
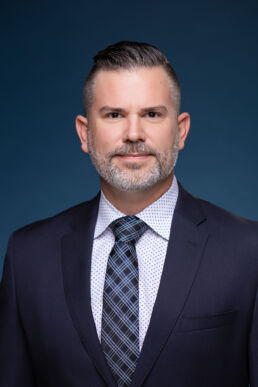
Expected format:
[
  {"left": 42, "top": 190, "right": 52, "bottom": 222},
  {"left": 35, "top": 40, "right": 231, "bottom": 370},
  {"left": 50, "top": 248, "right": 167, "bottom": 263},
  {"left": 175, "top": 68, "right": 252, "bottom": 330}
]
[
  {"left": 11, "top": 194, "right": 100, "bottom": 242},
  {"left": 198, "top": 196, "right": 258, "bottom": 229},
  {"left": 194, "top": 196, "right": 258, "bottom": 254},
  {"left": 178, "top": 184, "right": 258, "bottom": 246}
]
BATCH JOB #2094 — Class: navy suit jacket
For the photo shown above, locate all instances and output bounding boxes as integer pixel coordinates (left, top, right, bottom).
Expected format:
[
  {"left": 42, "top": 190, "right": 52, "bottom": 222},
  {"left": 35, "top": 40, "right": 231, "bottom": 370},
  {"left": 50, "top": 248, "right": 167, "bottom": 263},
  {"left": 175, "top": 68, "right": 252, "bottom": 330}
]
[{"left": 0, "top": 184, "right": 258, "bottom": 387}]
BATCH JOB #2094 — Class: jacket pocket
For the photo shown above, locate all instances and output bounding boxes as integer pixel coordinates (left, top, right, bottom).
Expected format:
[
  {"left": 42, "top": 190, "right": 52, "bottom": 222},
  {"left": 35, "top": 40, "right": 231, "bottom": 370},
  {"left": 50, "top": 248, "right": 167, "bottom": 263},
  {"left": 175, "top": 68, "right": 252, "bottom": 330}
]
[{"left": 178, "top": 310, "right": 237, "bottom": 332}]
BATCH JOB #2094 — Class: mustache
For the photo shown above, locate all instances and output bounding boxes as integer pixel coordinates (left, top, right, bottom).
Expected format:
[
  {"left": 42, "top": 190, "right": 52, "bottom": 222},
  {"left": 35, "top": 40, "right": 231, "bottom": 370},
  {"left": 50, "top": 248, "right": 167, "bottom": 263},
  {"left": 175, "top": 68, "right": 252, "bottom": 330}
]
[{"left": 106, "top": 142, "right": 158, "bottom": 159}]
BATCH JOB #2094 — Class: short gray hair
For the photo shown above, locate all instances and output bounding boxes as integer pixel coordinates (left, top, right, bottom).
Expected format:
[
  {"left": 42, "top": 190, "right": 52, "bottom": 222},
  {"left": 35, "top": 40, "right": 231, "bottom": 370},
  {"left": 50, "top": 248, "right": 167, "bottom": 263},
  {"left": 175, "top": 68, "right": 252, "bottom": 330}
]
[{"left": 83, "top": 41, "right": 181, "bottom": 117}]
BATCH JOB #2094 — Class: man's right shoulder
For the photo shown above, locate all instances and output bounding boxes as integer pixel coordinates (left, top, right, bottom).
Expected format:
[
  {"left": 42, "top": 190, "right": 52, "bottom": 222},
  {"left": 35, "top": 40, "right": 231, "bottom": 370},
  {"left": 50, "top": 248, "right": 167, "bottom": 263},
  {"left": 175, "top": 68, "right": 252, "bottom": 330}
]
[{"left": 10, "top": 194, "right": 100, "bottom": 244}]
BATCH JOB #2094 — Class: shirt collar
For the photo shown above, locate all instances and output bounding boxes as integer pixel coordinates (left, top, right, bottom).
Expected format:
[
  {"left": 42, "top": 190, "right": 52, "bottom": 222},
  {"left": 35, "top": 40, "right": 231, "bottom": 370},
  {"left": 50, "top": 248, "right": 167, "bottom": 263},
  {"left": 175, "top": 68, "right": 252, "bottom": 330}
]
[{"left": 94, "top": 176, "right": 179, "bottom": 241}]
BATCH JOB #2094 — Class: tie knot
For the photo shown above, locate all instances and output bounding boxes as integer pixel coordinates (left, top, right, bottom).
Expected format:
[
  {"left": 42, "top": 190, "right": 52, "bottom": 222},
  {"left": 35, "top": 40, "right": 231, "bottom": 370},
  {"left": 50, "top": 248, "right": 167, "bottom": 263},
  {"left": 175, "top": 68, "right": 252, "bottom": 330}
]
[{"left": 109, "top": 216, "right": 149, "bottom": 244}]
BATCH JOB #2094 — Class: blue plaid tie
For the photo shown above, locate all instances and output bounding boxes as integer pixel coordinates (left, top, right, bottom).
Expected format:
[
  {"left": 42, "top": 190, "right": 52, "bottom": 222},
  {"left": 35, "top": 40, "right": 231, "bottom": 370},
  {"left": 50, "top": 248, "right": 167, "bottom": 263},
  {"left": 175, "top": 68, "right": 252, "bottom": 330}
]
[{"left": 101, "top": 216, "right": 149, "bottom": 387}]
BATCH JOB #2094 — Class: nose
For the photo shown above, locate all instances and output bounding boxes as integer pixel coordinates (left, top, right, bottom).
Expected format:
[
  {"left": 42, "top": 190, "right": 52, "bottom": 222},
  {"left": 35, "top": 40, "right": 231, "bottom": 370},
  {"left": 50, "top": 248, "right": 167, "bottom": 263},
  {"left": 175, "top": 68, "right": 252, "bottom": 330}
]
[{"left": 122, "top": 115, "right": 146, "bottom": 143}]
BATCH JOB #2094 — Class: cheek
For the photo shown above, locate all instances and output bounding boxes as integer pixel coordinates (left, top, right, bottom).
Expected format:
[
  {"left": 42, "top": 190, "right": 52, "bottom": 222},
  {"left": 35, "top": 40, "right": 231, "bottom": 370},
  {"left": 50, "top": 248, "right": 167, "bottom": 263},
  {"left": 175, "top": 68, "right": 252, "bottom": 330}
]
[
  {"left": 91, "top": 128, "right": 122, "bottom": 153},
  {"left": 149, "top": 128, "right": 175, "bottom": 150},
  {"left": 93, "top": 117, "right": 128, "bottom": 148}
]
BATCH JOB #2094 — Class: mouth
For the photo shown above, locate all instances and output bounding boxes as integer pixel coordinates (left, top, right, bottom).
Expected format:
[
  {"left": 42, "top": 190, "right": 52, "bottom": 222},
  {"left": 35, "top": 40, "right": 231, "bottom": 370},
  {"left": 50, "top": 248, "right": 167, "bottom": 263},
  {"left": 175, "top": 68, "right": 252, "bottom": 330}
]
[{"left": 115, "top": 153, "right": 153, "bottom": 161}]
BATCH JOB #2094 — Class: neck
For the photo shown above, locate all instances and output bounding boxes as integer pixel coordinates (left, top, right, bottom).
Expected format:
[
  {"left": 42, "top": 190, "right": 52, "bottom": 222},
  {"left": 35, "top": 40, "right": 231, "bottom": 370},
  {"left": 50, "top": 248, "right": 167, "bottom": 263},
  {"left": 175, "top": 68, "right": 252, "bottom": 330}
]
[{"left": 101, "top": 173, "right": 174, "bottom": 215}]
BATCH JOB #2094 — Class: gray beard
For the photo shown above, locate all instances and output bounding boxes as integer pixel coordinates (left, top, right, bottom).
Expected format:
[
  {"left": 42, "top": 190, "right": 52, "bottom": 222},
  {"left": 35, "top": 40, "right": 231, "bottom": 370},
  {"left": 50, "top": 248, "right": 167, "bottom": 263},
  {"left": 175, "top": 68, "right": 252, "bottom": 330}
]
[{"left": 87, "top": 130, "right": 180, "bottom": 192}]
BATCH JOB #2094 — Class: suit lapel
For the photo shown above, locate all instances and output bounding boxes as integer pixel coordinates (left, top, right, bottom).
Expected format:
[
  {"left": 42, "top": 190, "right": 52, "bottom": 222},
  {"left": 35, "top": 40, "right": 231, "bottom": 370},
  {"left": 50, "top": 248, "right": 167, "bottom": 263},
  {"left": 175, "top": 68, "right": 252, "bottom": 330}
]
[
  {"left": 131, "top": 184, "right": 210, "bottom": 387},
  {"left": 61, "top": 194, "right": 116, "bottom": 387}
]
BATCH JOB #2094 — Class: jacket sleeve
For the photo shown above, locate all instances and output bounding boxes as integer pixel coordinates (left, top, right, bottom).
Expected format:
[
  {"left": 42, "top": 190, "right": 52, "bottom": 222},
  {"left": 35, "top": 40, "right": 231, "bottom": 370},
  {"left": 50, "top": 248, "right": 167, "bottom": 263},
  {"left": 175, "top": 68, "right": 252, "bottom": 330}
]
[
  {"left": 249, "top": 283, "right": 258, "bottom": 387},
  {"left": 0, "top": 233, "right": 35, "bottom": 387}
]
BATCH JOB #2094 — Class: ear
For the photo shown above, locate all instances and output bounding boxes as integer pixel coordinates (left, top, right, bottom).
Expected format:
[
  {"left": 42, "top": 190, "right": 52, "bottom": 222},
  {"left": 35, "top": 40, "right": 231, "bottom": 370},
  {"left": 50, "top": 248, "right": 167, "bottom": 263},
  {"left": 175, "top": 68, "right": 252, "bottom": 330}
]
[
  {"left": 177, "top": 112, "right": 190, "bottom": 150},
  {"left": 75, "top": 115, "right": 89, "bottom": 153}
]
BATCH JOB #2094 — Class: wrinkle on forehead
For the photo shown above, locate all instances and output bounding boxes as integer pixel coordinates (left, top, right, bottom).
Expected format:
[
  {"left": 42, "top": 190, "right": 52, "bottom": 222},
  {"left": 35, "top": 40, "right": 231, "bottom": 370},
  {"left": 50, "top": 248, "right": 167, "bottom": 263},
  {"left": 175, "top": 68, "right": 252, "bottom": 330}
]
[{"left": 92, "top": 67, "right": 175, "bottom": 113}]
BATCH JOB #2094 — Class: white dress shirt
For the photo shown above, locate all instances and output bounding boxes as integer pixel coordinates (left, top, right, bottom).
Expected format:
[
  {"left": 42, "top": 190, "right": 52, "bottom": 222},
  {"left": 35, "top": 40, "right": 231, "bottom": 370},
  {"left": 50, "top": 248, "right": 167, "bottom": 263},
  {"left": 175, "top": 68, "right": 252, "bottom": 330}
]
[{"left": 90, "top": 177, "right": 179, "bottom": 350}]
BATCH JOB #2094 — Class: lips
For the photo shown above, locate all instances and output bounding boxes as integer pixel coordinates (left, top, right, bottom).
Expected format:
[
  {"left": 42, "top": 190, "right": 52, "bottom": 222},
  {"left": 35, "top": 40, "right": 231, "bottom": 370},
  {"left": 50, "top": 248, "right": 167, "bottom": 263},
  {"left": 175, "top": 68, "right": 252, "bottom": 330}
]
[
  {"left": 116, "top": 153, "right": 152, "bottom": 160},
  {"left": 117, "top": 153, "right": 151, "bottom": 157}
]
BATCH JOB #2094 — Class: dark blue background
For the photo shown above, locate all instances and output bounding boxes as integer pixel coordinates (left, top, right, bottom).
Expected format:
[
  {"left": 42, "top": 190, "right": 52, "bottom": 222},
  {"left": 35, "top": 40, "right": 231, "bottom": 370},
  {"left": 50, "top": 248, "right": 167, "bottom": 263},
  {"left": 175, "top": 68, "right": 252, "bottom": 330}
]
[{"left": 1, "top": 0, "right": 258, "bottom": 276}]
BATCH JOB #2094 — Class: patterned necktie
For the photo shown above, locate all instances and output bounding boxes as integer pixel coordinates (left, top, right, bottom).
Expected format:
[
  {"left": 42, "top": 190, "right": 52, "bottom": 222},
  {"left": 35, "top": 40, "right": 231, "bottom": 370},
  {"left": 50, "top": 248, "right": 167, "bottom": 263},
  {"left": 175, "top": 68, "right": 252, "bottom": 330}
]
[{"left": 101, "top": 216, "right": 149, "bottom": 387}]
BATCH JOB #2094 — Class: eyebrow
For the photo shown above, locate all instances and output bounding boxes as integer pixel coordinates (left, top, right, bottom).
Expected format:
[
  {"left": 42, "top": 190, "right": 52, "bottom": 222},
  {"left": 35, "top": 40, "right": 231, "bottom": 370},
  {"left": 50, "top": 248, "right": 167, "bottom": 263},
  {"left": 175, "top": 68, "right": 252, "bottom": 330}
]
[
  {"left": 99, "top": 106, "right": 125, "bottom": 114},
  {"left": 140, "top": 105, "right": 168, "bottom": 114},
  {"left": 98, "top": 105, "right": 168, "bottom": 114}
]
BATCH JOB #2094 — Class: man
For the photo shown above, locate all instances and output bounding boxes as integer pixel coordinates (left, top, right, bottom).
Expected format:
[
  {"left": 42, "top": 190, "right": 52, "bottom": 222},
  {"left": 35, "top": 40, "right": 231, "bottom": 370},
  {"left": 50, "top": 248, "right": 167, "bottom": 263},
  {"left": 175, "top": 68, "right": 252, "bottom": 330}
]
[{"left": 0, "top": 41, "right": 257, "bottom": 387}]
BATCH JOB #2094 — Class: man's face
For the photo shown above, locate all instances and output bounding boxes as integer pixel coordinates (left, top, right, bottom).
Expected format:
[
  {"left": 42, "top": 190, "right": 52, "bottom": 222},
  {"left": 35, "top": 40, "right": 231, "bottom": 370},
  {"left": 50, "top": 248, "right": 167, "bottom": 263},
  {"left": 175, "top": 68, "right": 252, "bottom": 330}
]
[{"left": 77, "top": 67, "right": 189, "bottom": 191}]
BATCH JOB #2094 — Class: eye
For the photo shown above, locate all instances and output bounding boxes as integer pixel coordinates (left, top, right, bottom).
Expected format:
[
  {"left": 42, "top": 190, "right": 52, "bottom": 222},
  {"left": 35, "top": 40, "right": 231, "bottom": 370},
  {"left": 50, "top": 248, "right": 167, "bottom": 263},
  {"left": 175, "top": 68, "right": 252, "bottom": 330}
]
[
  {"left": 107, "top": 112, "right": 122, "bottom": 119},
  {"left": 146, "top": 111, "right": 161, "bottom": 118}
]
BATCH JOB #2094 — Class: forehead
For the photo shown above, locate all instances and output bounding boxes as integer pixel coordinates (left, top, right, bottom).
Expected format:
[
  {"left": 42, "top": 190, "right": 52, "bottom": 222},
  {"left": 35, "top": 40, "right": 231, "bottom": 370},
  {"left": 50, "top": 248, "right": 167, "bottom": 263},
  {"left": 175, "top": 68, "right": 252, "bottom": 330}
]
[{"left": 92, "top": 66, "right": 173, "bottom": 108}]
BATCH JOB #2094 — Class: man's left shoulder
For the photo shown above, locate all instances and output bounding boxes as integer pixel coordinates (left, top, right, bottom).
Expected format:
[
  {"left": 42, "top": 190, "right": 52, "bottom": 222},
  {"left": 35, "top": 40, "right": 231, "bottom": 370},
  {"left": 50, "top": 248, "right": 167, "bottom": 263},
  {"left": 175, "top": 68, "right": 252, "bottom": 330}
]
[
  {"left": 198, "top": 195, "right": 258, "bottom": 227},
  {"left": 195, "top": 195, "right": 258, "bottom": 246},
  {"left": 179, "top": 183, "right": 258, "bottom": 235}
]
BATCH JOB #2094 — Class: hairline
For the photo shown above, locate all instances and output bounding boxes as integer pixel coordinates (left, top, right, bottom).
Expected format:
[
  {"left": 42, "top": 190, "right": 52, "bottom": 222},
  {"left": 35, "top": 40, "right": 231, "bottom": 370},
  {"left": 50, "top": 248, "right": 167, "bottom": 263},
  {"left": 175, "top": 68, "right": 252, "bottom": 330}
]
[{"left": 84, "top": 65, "right": 181, "bottom": 119}]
